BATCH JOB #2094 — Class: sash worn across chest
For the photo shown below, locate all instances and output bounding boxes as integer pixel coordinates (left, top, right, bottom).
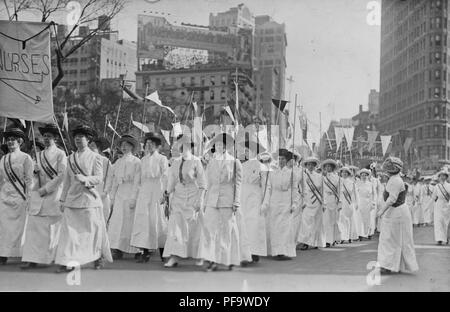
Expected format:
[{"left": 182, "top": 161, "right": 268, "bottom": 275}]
[
  {"left": 305, "top": 170, "right": 322, "bottom": 205},
  {"left": 38, "top": 151, "right": 57, "bottom": 180},
  {"left": 68, "top": 153, "right": 87, "bottom": 176},
  {"left": 324, "top": 175, "right": 339, "bottom": 201},
  {"left": 342, "top": 182, "right": 352, "bottom": 205},
  {"left": 437, "top": 184, "right": 450, "bottom": 202},
  {"left": 3, "top": 154, "right": 26, "bottom": 200}
]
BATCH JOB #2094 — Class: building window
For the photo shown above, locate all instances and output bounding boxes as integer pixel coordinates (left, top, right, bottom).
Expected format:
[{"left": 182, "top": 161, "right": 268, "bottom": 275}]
[
  {"left": 210, "top": 76, "right": 215, "bottom": 86},
  {"left": 221, "top": 75, "right": 227, "bottom": 85},
  {"left": 190, "top": 77, "right": 195, "bottom": 86},
  {"left": 210, "top": 90, "right": 215, "bottom": 100},
  {"left": 220, "top": 89, "right": 226, "bottom": 100},
  {"left": 201, "top": 76, "right": 205, "bottom": 86},
  {"left": 435, "top": 69, "right": 441, "bottom": 80},
  {"left": 434, "top": 87, "right": 441, "bottom": 98}
]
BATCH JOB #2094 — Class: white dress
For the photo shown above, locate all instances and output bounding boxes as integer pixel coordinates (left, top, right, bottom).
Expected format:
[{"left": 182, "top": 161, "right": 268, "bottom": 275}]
[
  {"left": 240, "top": 159, "right": 269, "bottom": 256},
  {"left": 297, "top": 169, "right": 325, "bottom": 248},
  {"left": 55, "top": 149, "right": 112, "bottom": 266},
  {"left": 421, "top": 184, "right": 434, "bottom": 224},
  {"left": 377, "top": 174, "right": 418, "bottom": 273},
  {"left": 370, "top": 177, "right": 380, "bottom": 235},
  {"left": 322, "top": 172, "right": 340, "bottom": 244},
  {"left": 131, "top": 151, "right": 168, "bottom": 250},
  {"left": 338, "top": 177, "right": 356, "bottom": 241},
  {"left": 0, "top": 151, "right": 33, "bottom": 258},
  {"left": 108, "top": 153, "right": 140, "bottom": 254},
  {"left": 22, "top": 146, "right": 66, "bottom": 264},
  {"left": 163, "top": 155, "right": 206, "bottom": 259},
  {"left": 267, "top": 166, "right": 299, "bottom": 257},
  {"left": 432, "top": 182, "right": 450, "bottom": 243},
  {"left": 198, "top": 151, "right": 243, "bottom": 266},
  {"left": 355, "top": 180, "right": 375, "bottom": 238},
  {"left": 411, "top": 183, "right": 424, "bottom": 225}
]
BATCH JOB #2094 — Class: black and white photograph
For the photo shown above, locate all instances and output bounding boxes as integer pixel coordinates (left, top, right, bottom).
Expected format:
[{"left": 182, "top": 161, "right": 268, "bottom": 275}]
[{"left": 0, "top": 0, "right": 449, "bottom": 298}]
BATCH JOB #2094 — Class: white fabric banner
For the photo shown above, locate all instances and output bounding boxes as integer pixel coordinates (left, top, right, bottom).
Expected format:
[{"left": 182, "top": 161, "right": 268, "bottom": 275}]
[
  {"left": 366, "top": 130, "right": 379, "bottom": 151},
  {"left": 334, "top": 126, "right": 344, "bottom": 152},
  {"left": 343, "top": 126, "right": 355, "bottom": 150},
  {"left": 380, "top": 135, "right": 392, "bottom": 156},
  {"left": 258, "top": 126, "right": 268, "bottom": 151},
  {"left": 0, "top": 21, "right": 54, "bottom": 122}
]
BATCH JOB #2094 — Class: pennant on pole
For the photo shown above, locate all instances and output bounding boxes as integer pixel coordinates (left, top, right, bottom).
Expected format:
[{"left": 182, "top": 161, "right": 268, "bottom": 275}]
[
  {"left": 132, "top": 120, "right": 150, "bottom": 133},
  {"left": 192, "top": 102, "right": 198, "bottom": 114},
  {"left": 258, "top": 126, "right": 268, "bottom": 151},
  {"left": 223, "top": 106, "right": 236, "bottom": 124},
  {"left": 343, "top": 127, "right": 355, "bottom": 150},
  {"left": 161, "top": 129, "right": 171, "bottom": 146},
  {"left": 403, "top": 137, "right": 413, "bottom": 154},
  {"left": 107, "top": 122, "right": 121, "bottom": 138},
  {"left": 380, "top": 135, "right": 392, "bottom": 156},
  {"left": 271, "top": 99, "right": 289, "bottom": 113},
  {"left": 366, "top": 130, "right": 379, "bottom": 151},
  {"left": 123, "top": 85, "right": 144, "bottom": 101},
  {"left": 146, "top": 91, "right": 176, "bottom": 116},
  {"left": 334, "top": 127, "right": 344, "bottom": 152}
]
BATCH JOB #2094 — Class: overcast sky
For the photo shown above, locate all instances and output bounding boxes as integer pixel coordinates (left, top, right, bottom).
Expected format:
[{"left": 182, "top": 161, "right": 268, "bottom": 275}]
[
  {"left": 1, "top": 0, "right": 381, "bottom": 143},
  {"left": 116, "top": 0, "right": 382, "bottom": 143}
]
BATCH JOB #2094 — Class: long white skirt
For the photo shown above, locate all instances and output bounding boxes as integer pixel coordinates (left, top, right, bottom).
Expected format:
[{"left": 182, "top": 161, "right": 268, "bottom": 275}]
[
  {"left": 377, "top": 204, "right": 418, "bottom": 273},
  {"left": 108, "top": 182, "right": 139, "bottom": 254},
  {"left": 323, "top": 206, "right": 340, "bottom": 244},
  {"left": 337, "top": 202, "right": 353, "bottom": 241},
  {"left": 356, "top": 198, "right": 372, "bottom": 238},
  {"left": 412, "top": 202, "right": 424, "bottom": 225},
  {"left": 434, "top": 202, "right": 450, "bottom": 243},
  {"left": 297, "top": 203, "right": 325, "bottom": 248},
  {"left": 421, "top": 196, "right": 434, "bottom": 224},
  {"left": 0, "top": 200, "right": 27, "bottom": 257},
  {"left": 22, "top": 215, "right": 61, "bottom": 264},
  {"left": 240, "top": 184, "right": 267, "bottom": 256},
  {"left": 131, "top": 178, "right": 167, "bottom": 250},
  {"left": 198, "top": 207, "right": 241, "bottom": 266},
  {"left": 268, "top": 190, "right": 296, "bottom": 257},
  {"left": 163, "top": 183, "right": 202, "bottom": 259},
  {"left": 55, "top": 207, "right": 113, "bottom": 266}
]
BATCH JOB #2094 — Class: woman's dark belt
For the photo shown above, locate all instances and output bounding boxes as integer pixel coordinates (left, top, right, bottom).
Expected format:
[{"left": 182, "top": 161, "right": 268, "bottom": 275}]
[{"left": 383, "top": 184, "right": 408, "bottom": 207}]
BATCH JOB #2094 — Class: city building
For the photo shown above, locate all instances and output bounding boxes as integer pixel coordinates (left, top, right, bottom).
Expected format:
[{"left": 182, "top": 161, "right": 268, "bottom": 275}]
[
  {"left": 368, "top": 89, "right": 380, "bottom": 116},
  {"left": 379, "top": 0, "right": 450, "bottom": 171},
  {"left": 209, "top": 3, "right": 254, "bottom": 30},
  {"left": 52, "top": 17, "right": 137, "bottom": 94},
  {"left": 135, "top": 14, "right": 254, "bottom": 127},
  {"left": 253, "top": 15, "right": 288, "bottom": 143}
]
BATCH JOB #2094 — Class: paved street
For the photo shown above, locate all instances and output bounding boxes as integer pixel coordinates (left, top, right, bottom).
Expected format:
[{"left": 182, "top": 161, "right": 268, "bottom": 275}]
[{"left": 0, "top": 226, "right": 448, "bottom": 292}]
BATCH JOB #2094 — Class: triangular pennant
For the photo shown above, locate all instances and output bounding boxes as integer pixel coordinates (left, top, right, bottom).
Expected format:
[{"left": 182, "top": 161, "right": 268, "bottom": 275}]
[
  {"left": 107, "top": 122, "right": 121, "bottom": 138},
  {"left": 223, "top": 106, "right": 236, "bottom": 124},
  {"left": 365, "top": 130, "right": 378, "bottom": 151},
  {"left": 343, "top": 127, "right": 355, "bottom": 150},
  {"left": 334, "top": 127, "right": 344, "bottom": 152},
  {"left": 132, "top": 120, "right": 150, "bottom": 133},
  {"left": 271, "top": 99, "right": 289, "bottom": 112},
  {"left": 380, "top": 135, "right": 392, "bottom": 156},
  {"left": 172, "top": 122, "right": 182, "bottom": 138},
  {"left": 146, "top": 91, "right": 176, "bottom": 116}
]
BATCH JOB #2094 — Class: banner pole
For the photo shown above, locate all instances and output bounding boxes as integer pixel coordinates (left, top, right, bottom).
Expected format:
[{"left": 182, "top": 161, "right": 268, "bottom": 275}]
[{"left": 52, "top": 115, "right": 70, "bottom": 156}]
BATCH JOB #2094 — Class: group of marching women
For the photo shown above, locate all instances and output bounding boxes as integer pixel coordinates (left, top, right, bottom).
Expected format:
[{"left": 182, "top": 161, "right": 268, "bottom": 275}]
[{"left": 0, "top": 123, "right": 447, "bottom": 275}]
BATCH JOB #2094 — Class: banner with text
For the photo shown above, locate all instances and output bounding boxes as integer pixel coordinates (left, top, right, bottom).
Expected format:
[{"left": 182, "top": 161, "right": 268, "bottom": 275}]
[{"left": 0, "top": 21, "right": 53, "bottom": 122}]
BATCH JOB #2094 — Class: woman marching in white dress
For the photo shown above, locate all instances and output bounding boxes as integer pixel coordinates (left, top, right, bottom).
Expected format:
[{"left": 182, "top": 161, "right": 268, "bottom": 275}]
[
  {"left": 337, "top": 167, "right": 357, "bottom": 244},
  {"left": 163, "top": 135, "right": 207, "bottom": 268},
  {"left": 377, "top": 157, "right": 418, "bottom": 274},
  {"left": 0, "top": 128, "right": 33, "bottom": 265},
  {"left": 321, "top": 159, "right": 341, "bottom": 247},
  {"left": 355, "top": 169, "right": 376, "bottom": 240},
  {"left": 421, "top": 177, "right": 434, "bottom": 226},
  {"left": 432, "top": 169, "right": 450, "bottom": 245},
  {"left": 199, "top": 133, "right": 243, "bottom": 271},
  {"left": 21, "top": 124, "right": 67, "bottom": 269},
  {"left": 265, "top": 149, "right": 299, "bottom": 259},
  {"left": 131, "top": 132, "right": 168, "bottom": 262},
  {"left": 239, "top": 141, "right": 270, "bottom": 263},
  {"left": 55, "top": 125, "right": 112, "bottom": 272},
  {"left": 108, "top": 135, "right": 141, "bottom": 259},
  {"left": 298, "top": 157, "right": 324, "bottom": 250}
]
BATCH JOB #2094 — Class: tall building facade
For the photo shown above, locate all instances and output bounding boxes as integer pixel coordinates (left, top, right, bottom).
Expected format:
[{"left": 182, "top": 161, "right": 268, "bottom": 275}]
[
  {"left": 379, "top": 0, "right": 450, "bottom": 171},
  {"left": 253, "top": 15, "right": 288, "bottom": 143},
  {"left": 368, "top": 89, "right": 380, "bottom": 115},
  {"left": 52, "top": 18, "right": 136, "bottom": 94},
  {"left": 135, "top": 14, "right": 254, "bottom": 127},
  {"left": 209, "top": 3, "right": 254, "bottom": 29}
]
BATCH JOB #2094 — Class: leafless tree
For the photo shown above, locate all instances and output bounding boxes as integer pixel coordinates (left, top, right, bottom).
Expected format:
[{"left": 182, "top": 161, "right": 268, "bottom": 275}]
[{"left": 2, "top": 0, "right": 127, "bottom": 88}]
